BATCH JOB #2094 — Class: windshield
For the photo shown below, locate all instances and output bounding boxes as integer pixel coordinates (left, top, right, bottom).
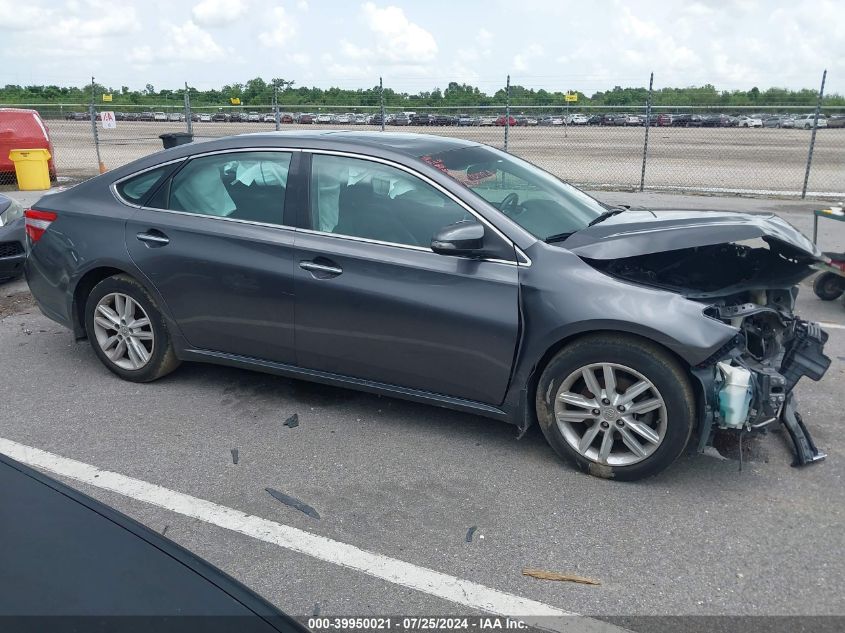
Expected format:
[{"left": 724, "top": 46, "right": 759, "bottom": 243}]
[{"left": 419, "top": 145, "right": 606, "bottom": 240}]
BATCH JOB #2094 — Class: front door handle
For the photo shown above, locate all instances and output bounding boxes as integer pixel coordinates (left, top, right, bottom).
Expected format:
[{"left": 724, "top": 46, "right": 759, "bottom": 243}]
[
  {"left": 299, "top": 260, "right": 343, "bottom": 277},
  {"left": 136, "top": 230, "right": 170, "bottom": 246}
]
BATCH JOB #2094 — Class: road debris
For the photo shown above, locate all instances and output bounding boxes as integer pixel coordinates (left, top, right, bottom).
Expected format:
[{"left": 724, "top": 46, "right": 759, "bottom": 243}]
[
  {"left": 313, "top": 603, "right": 321, "bottom": 616},
  {"left": 284, "top": 413, "right": 299, "bottom": 428},
  {"left": 522, "top": 568, "right": 601, "bottom": 586},
  {"left": 265, "top": 487, "right": 321, "bottom": 520},
  {"left": 466, "top": 526, "right": 477, "bottom": 542},
  {"left": 231, "top": 448, "right": 239, "bottom": 465}
]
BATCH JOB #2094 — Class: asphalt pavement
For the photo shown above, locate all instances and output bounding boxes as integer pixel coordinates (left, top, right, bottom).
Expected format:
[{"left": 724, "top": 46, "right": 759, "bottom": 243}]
[{"left": 1, "top": 189, "right": 844, "bottom": 631}]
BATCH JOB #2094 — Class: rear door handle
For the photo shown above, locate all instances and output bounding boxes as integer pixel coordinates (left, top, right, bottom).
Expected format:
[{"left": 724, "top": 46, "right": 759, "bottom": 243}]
[
  {"left": 136, "top": 230, "right": 170, "bottom": 246},
  {"left": 299, "top": 260, "right": 343, "bottom": 277}
]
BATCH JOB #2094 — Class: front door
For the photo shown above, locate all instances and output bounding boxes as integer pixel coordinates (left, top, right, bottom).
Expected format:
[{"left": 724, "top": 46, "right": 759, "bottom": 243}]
[{"left": 294, "top": 153, "right": 520, "bottom": 405}]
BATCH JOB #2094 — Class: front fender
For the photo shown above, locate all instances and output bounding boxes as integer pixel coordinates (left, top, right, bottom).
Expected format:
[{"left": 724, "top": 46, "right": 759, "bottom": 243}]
[{"left": 501, "top": 244, "right": 738, "bottom": 423}]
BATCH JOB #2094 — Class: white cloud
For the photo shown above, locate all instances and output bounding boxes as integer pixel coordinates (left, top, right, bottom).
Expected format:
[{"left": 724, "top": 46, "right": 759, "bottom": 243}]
[
  {"left": 0, "top": 0, "right": 53, "bottom": 30},
  {"left": 359, "top": 2, "right": 437, "bottom": 63},
  {"left": 296, "top": 0, "right": 309, "bottom": 10},
  {"left": 513, "top": 44, "right": 543, "bottom": 72},
  {"left": 192, "top": 0, "right": 248, "bottom": 26},
  {"left": 129, "top": 20, "right": 225, "bottom": 64},
  {"left": 258, "top": 7, "right": 297, "bottom": 47}
]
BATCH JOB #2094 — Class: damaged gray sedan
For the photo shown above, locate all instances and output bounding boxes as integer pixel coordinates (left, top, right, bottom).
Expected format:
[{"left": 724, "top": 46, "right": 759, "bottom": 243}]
[{"left": 23, "top": 132, "right": 830, "bottom": 480}]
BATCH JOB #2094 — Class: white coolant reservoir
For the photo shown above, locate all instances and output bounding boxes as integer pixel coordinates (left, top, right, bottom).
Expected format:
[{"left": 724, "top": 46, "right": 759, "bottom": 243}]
[{"left": 717, "top": 362, "right": 753, "bottom": 428}]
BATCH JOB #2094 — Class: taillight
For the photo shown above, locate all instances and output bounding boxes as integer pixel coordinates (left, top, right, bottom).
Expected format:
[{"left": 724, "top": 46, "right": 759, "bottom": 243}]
[{"left": 24, "top": 209, "right": 58, "bottom": 243}]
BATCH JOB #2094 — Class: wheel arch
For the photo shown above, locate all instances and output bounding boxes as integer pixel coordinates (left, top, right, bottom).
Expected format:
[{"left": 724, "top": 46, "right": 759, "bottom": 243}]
[
  {"left": 517, "top": 326, "right": 701, "bottom": 433},
  {"left": 70, "top": 265, "right": 174, "bottom": 341}
]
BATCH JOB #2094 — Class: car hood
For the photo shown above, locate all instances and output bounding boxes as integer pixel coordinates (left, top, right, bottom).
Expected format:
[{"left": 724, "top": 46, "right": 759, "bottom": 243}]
[{"left": 560, "top": 210, "right": 821, "bottom": 261}]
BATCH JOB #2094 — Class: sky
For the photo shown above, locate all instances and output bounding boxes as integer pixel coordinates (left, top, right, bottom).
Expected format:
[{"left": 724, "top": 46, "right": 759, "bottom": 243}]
[{"left": 0, "top": 0, "right": 843, "bottom": 96}]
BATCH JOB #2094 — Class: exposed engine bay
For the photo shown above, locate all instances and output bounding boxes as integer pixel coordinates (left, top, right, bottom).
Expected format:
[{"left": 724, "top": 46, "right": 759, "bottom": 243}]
[{"left": 585, "top": 238, "right": 832, "bottom": 465}]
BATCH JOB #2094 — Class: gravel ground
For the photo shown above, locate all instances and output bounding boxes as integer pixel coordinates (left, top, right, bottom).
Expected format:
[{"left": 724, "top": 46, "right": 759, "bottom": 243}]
[
  {"left": 31, "top": 121, "right": 845, "bottom": 197},
  {"left": 0, "top": 191, "right": 844, "bottom": 631}
]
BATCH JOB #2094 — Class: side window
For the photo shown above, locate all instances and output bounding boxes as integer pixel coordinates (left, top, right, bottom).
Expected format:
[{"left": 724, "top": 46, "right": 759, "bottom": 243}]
[
  {"left": 116, "top": 165, "right": 171, "bottom": 205},
  {"left": 310, "top": 154, "right": 470, "bottom": 248},
  {"left": 167, "top": 151, "right": 292, "bottom": 225}
]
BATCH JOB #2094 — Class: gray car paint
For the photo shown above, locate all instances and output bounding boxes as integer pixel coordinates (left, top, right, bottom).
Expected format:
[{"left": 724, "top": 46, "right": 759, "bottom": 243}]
[
  {"left": 24, "top": 131, "right": 801, "bottom": 429},
  {"left": 562, "top": 210, "right": 822, "bottom": 260},
  {"left": 0, "top": 193, "right": 26, "bottom": 279}
]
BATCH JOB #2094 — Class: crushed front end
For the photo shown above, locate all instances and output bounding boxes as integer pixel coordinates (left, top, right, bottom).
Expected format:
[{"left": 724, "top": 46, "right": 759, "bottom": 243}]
[
  {"left": 586, "top": 236, "right": 832, "bottom": 466},
  {"left": 695, "top": 299, "right": 830, "bottom": 465}
]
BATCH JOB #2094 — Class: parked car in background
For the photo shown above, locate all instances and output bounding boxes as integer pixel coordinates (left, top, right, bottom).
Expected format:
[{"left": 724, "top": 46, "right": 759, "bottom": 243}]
[
  {"left": 246, "top": 112, "right": 261, "bottom": 122},
  {"left": 229, "top": 112, "right": 246, "bottom": 122},
  {"left": 64, "top": 111, "right": 88, "bottom": 121},
  {"left": 586, "top": 114, "right": 603, "bottom": 125},
  {"left": 167, "top": 112, "right": 184, "bottom": 122},
  {"left": 496, "top": 115, "right": 517, "bottom": 126},
  {"left": 429, "top": 114, "right": 454, "bottom": 126},
  {"left": 198, "top": 113, "right": 212, "bottom": 122},
  {"left": 457, "top": 114, "right": 479, "bottom": 126},
  {"left": 648, "top": 113, "right": 673, "bottom": 126},
  {"left": 479, "top": 115, "right": 497, "bottom": 126},
  {"left": 524, "top": 116, "right": 538, "bottom": 126},
  {"left": 568, "top": 114, "right": 589, "bottom": 125},
  {"left": 601, "top": 113, "right": 626, "bottom": 126},
  {"left": 539, "top": 116, "right": 564, "bottom": 126},
  {"left": 827, "top": 114, "right": 845, "bottom": 128},
  {"left": 736, "top": 115, "right": 762, "bottom": 128},
  {"left": 793, "top": 113, "right": 827, "bottom": 129},
  {"left": 280, "top": 113, "right": 295, "bottom": 124},
  {"left": 335, "top": 113, "right": 352, "bottom": 125},
  {"left": 409, "top": 113, "right": 430, "bottom": 125},
  {"left": 624, "top": 114, "right": 643, "bottom": 126},
  {"left": 0, "top": 108, "right": 57, "bottom": 182},
  {"left": 367, "top": 113, "right": 384, "bottom": 126},
  {"left": 672, "top": 114, "right": 706, "bottom": 127},
  {"left": 389, "top": 113, "right": 410, "bottom": 126},
  {"left": 138, "top": 112, "right": 155, "bottom": 121},
  {"left": 0, "top": 192, "right": 26, "bottom": 281},
  {"left": 353, "top": 114, "right": 367, "bottom": 125},
  {"left": 153, "top": 112, "right": 167, "bottom": 122},
  {"left": 262, "top": 113, "right": 276, "bottom": 123},
  {"left": 211, "top": 112, "right": 229, "bottom": 122},
  {"left": 124, "top": 112, "right": 139, "bottom": 122},
  {"left": 296, "top": 113, "right": 314, "bottom": 124},
  {"left": 316, "top": 113, "right": 333, "bottom": 124}
]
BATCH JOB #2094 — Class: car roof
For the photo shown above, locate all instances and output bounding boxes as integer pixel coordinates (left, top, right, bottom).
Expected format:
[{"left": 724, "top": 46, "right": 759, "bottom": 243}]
[{"left": 238, "top": 130, "right": 481, "bottom": 157}]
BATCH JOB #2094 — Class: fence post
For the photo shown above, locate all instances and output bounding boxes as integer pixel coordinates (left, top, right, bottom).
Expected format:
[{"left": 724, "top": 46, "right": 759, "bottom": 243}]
[
  {"left": 89, "top": 76, "right": 105, "bottom": 174},
  {"left": 379, "top": 76, "right": 385, "bottom": 132},
  {"left": 639, "top": 72, "right": 654, "bottom": 192},
  {"left": 504, "top": 74, "right": 511, "bottom": 152},
  {"left": 801, "top": 69, "right": 827, "bottom": 199},
  {"left": 273, "top": 84, "right": 280, "bottom": 131},
  {"left": 184, "top": 82, "right": 193, "bottom": 134}
]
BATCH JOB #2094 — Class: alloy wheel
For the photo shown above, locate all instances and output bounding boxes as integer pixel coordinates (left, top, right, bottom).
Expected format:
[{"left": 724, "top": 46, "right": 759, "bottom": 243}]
[
  {"left": 554, "top": 362, "right": 667, "bottom": 466},
  {"left": 92, "top": 292, "right": 155, "bottom": 371}
]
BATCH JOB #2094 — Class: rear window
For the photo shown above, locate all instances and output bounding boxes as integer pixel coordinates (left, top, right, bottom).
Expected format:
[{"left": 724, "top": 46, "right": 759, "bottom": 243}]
[{"left": 116, "top": 165, "right": 171, "bottom": 204}]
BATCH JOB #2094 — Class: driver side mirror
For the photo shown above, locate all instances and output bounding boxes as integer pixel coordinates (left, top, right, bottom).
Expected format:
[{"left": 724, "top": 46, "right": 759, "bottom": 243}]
[{"left": 431, "top": 220, "right": 485, "bottom": 257}]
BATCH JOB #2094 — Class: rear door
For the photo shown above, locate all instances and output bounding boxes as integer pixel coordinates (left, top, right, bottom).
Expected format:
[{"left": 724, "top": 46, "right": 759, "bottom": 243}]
[
  {"left": 293, "top": 152, "right": 520, "bottom": 405},
  {"left": 123, "top": 149, "right": 301, "bottom": 364}
]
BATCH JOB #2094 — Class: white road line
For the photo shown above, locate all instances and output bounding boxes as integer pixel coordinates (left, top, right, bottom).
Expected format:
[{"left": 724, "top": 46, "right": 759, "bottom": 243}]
[
  {"left": 819, "top": 322, "right": 845, "bottom": 331},
  {"left": 0, "top": 437, "right": 625, "bottom": 633}
]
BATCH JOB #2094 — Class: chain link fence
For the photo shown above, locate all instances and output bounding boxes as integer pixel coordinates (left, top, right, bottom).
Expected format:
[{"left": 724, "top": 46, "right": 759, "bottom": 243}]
[{"left": 2, "top": 90, "right": 843, "bottom": 198}]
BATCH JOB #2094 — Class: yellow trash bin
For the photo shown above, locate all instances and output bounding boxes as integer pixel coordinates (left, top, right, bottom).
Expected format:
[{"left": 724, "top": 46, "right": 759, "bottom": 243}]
[{"left": 9, "top": 149, "right": 52, "bottom": 191}]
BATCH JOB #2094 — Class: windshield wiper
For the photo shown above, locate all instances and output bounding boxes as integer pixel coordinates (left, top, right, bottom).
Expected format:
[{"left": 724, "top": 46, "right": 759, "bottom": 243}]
[
  {"left": 587, "top": 206, "right": 628, "bottom": 227},
  {"left": 544, "top": 231, "right": 575, "bottom": 243}
]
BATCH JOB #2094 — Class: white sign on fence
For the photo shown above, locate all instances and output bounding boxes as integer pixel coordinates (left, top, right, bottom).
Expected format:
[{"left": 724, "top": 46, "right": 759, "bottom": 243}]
[{"left": 101, "top": 111, "right": 116, "bottom": 129}]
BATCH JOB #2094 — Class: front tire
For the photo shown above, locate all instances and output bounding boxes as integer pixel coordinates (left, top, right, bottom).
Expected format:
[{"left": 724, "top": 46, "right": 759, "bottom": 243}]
[
  {"left": 84, "top": 274, "right": 180, "bottom": 382},
  {"left": 535, "top": 334, "right": 695, "bottom": 481}
]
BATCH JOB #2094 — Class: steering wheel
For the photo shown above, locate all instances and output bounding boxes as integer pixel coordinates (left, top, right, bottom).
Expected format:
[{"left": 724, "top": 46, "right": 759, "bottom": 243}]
[{"left": 499, "top": 192, "right": 521, "bottom": 216}]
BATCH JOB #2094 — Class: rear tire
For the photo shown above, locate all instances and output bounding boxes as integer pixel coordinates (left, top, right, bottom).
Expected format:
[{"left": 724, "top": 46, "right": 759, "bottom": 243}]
[
  {"left": 84, "top": 274, "right": 180, "bottom": 382},
  {"left": 813, "top": 272, "right": 845, "bottom": 301},
  {"left": 535, "top": 334, "right": 695, "bottom": 481}
]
